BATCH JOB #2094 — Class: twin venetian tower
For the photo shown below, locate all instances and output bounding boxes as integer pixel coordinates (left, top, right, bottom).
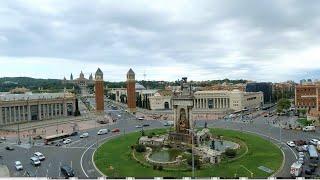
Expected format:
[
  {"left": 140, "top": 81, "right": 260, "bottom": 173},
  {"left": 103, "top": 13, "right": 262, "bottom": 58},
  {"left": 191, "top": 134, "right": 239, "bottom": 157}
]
[{"left": 94, "top": 68, "right": 136, "bottom": 115}]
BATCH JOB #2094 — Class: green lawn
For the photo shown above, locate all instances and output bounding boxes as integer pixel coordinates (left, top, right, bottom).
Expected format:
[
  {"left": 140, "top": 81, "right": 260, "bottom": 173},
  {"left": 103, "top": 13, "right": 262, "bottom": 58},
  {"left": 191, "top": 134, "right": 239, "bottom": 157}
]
[
  {"left": 94, "top": 128, "right": 283, "bottom": 178},
  {"left": 297, "top": 118, "right": 312, "bottom": 126}
]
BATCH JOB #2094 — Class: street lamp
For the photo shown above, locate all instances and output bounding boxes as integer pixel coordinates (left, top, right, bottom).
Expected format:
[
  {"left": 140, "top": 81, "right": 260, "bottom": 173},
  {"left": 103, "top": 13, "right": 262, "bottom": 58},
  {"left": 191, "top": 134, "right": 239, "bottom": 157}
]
[{"left": 186, "top": 128, "right": 195, "bottom": 178}]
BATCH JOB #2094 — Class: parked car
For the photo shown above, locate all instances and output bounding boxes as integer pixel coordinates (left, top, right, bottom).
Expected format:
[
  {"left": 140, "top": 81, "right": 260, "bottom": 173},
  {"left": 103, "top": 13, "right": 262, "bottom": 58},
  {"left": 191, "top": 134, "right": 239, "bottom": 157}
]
[
  {"left": 309, "top": 139, "right": 319, "bottom": 146},
  {"left": 298, "top": 157, "right": 304, "bottom": 164},
  {"left": 60, "top": 165, "right": 75, "bottom": 178},
  {"left": 302, "top": 145, "right": 309, "bottom": 151},
  {"left": 97, "top": 129, "right": 109, "bottom": 135},
  {"left": 0, "top": 137, "right": 6, "bottom": 141},
  {"left": 287, "top": 141, "right": 296, "bottom": 147},
  {"left": 111, "top": 128, "right": 120, "bottom": 133},
  {"left": 294, "top": 140, "right": 307, "bottom": 146},
  {"left": 305, "top": 168, "right": 312, "bottom": 175},
  {"left": 5, "top": 146, "right": 14, "bottom": 151},
  {"left": 135, "top": 125, "right": 142, "bottom": 128},
  {"left": 143, "top": 124, "right": 150, "bottom": 127},
  {"left": 32, "top": 135, "right": 42, "bottom": 140},
  {"left": 80, "top": 132, "right": 89, "bottom": 138},
  {"left": 295, "top": 146, "right": 304, "bottom": 152},
  {"left": 14, "top": 161, "right": 23, "bottom": 171},
  {"left": 138, "top": 117, "right": 144, "bottom": 120},
  {"left": 303, "top": 126, "right": 316, "bottom": 132},
  {"left": 33, "top": 152, "right": 45, "bottom": 161},
  {"left": 30, "top": 157, "right": 41, "bottom": 166},
  {"left": 63, "top": 139, "right": 72, "bottom": 144},
  {"left": 70, "top": 132, "right": 78, "bottom": 136}
]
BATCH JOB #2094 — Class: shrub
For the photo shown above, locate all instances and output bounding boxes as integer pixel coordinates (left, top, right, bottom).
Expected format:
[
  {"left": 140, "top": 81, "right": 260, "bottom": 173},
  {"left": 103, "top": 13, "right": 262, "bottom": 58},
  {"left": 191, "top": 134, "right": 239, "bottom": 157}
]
[
  {"left": 187, "top": 155, "right": 201, "bottom": 169},
  {"left": 158, "top": 165, "right": 163, "bottom": 171},
  {"left": 225, "top": 148, "right": 237, "bottom": 158},
  {"left": 153, "top": 165, "right": 157, "bottom": 170},
  {"left": 147, "top": 135, "right": 153, "bottom": 138},
  {"left": 135, "top": 144, "right": 146, "bottom": 153}
]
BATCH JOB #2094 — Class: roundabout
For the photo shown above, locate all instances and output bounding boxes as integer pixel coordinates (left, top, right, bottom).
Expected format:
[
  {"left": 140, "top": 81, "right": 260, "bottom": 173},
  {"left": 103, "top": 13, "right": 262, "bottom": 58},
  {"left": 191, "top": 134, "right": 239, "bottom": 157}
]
[{"left": 93, "top": 128, "right": 283, "bottom": 178}]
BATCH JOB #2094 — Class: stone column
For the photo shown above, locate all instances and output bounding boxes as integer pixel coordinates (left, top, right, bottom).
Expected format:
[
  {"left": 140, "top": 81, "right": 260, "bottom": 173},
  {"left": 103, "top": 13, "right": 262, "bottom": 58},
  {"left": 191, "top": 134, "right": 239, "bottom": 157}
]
[
  {"left": 22, "top": 106, "right": 25, "bottom": 121},
  {"left": 27, "top": 105, "right": 31, "bottom": 121},
  {"left": 17, "top": 106, "right": 21, "bottom": 122},
  {"left": 13, "top": 106, "right": 17, "bottom": 122},
  {"left": 63, "top": 103, "right": 67, "bottom": 116},
  {"left": 38, "top": 104, "right": 42, "bottom": 120},
  {"left": 46, "top": 104, "right": 49, "bottom": 119},
  {"left": 51, "top": 104, "right": 54, "bottom": 118},
  {"left": 55, "top": 104, "right": 58, "bottom": 116},
  {"left": 4, "top": 108, "right": 7, "bottom": 125},
  {"left": 8, "top": 106, "right": 12, "bottom": 123},
  {"left": 194, "top": 99, "right": 196, "bottom": 109},
  {"left": 0, "top": 107, "right": 2, "bottom": 125}
]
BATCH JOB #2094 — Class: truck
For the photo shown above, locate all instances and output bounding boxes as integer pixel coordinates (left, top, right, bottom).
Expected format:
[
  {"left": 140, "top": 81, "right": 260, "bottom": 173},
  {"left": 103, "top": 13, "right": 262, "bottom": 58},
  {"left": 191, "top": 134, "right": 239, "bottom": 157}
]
[{"left": 290, "top": 162, "right": 303, "bottom": 177}]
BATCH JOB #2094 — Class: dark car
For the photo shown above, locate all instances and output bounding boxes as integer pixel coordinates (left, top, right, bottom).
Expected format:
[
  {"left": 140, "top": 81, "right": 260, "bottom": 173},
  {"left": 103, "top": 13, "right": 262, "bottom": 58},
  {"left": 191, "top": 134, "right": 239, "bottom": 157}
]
[
  {"left": 305, "top": 168, "right": 312, "bottom": 175},
  {"left": 143, "top": 124, "right": 150, "bottom": 127},
  {"left": 5, "top": 146, "right": 14, "bottom": 151},
  {"left": 60, "top": 165, "right": 75, "bottom": 178},
  {"left": 70, "top": 132, "right": 78, "bottom": 136},
  {"left": 33, "top": 135, "right": 42, "bottom": 140}
]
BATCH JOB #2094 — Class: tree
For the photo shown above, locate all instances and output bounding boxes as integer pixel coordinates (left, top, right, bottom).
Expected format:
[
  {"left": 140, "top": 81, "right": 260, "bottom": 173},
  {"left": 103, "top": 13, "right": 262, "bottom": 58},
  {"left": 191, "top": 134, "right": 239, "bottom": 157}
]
[
  {"left": 276, "top": 98, "right": 291, "bottom": 113},
  {"left": 225, "top": 148, "right": 237, "bottom": 158},
  {"left": 187, "top": 155, "right": 201, "bottom": 169},
  {"left": 135, "top": 144, "right": 146, "bottom": 153}
]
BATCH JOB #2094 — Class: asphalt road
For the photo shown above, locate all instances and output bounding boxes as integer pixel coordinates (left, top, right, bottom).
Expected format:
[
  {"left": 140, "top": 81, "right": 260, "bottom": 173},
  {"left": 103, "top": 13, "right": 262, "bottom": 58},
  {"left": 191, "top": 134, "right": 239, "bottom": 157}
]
[{"left": 0, "top": 101, "right": 318, "bottom": 178}]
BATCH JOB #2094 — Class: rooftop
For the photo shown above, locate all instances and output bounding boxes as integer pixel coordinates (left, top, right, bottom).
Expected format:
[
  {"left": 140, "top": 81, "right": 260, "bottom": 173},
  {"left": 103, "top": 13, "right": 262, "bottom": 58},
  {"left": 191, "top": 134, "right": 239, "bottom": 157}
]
[{"left": 0, "top": 92, "right": 75, "bottom": 101}]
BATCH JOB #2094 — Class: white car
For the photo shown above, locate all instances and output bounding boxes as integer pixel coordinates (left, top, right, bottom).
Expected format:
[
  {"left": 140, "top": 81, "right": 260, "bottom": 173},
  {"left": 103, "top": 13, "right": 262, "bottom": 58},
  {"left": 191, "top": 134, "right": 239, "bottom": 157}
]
[
  {"left": 298, "top": 157, "right": 304, "bottom": 164},
  {"left": 287, "top": 141, "right": 296, "bottom": 147},
  {"left": 80, "top": 133, "right": 89, "bottom": 138},
  {"left": 15, "top": 161, "right": 23, "bottom": 170},
  {"left": 309, "top": 139, "right": 319, "bottom": 145},
  {"left": 117, "top": 114, "right": 121, "bottom": 117},
  {"left": 298, "top": 152, "right": 305, "bottom": 158},
  {"left": 135, "top": 125, "right": 142, "bottom": 128},
  {"left": 63, "top": 139, "right": 72, "bottom": 144},
  {"left": 34, "top": 152, "right": 45, "bottom": 161}
]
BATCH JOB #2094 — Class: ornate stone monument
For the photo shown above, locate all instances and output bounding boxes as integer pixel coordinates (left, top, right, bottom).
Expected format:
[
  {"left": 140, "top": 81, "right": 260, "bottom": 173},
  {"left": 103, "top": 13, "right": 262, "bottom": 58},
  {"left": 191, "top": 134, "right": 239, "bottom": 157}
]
[{"left": 169, "top": 77, "right": 194, "bottom": 145}]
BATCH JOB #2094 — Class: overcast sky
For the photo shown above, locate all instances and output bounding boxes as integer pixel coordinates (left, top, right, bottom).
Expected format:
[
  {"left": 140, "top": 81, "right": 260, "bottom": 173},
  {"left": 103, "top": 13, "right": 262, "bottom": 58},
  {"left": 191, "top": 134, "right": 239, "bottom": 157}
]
[{"left": 0, "top": 0, "right": 320, "bottom": 82}]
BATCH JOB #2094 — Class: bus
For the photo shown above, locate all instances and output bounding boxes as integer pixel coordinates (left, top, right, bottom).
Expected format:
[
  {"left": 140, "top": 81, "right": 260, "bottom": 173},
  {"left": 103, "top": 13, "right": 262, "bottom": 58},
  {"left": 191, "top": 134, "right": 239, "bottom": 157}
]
[
  {"left": 308, "top": 145, "right": 319, "bottom": 160},
  {"left": 43, "top": 133, "right": 70, "bottom": 145}
]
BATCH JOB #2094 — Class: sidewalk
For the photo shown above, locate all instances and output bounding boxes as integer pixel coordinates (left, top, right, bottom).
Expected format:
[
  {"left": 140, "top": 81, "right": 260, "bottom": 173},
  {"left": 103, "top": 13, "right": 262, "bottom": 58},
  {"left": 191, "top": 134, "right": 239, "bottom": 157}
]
[{"left": 0, "top": 165, "right": 9, "bottom": 177}]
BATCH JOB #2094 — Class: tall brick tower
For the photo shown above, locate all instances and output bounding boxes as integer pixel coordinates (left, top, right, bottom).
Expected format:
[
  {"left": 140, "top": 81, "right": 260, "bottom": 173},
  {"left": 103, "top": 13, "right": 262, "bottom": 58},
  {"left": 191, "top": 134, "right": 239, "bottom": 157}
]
[
  {"left": 95, "top": 68, "right": 104, "bottom": 114},
  {"left": 127, "top": 68, "right": 136, "bottom": 113}
]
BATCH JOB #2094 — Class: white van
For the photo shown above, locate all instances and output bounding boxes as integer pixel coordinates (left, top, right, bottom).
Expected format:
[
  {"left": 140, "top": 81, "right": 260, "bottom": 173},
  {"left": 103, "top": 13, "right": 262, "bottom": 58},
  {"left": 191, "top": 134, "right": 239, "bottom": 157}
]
[
  {"left": 302, "top": 126, "right": 316, "bottom": 132},
  {"left": 97, "top": 129, "right": 109, "bottom": 135},
  {"left": 290, "top": 161, "right": 302, "bottom": 177}
]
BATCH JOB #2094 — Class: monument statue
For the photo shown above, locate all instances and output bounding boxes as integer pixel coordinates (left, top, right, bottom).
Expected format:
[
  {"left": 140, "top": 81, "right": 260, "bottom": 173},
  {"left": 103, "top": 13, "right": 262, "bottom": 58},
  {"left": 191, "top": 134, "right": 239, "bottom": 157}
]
[{"left": 169, "top": 77, "right": 194, "bottom": 144}]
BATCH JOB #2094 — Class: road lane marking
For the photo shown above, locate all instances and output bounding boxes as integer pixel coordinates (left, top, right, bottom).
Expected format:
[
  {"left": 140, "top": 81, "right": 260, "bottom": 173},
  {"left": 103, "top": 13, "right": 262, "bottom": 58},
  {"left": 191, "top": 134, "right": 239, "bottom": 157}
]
[
  {"left": 71, "top": 160, "right": 72, "bottom": 168},
  {"left": 59, "top": 162, "right": 61, "bottom": 177}
]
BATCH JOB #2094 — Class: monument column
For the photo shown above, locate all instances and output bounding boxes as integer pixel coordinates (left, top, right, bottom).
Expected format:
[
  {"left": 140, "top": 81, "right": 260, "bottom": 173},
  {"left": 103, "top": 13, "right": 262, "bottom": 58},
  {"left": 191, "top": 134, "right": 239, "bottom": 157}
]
[
  {"left": 95, "top": 68, "right": 105, "bottom": 114},
  {"left": 126, "top": 68, "right": 136, "bottom": 113}
]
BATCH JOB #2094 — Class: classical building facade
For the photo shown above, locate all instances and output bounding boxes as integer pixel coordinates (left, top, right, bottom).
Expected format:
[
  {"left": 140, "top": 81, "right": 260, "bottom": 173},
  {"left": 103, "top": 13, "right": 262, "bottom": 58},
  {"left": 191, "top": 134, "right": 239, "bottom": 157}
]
[
  {"left": 147, "top": 89, "right": 263, "bottom": 114},
  {"left": 63, "top": 71, "right": 94, "bottom": 96},
  {"left": 127, "top": 68, "right": 136, "bottom": 113},
  {"left": 95, "top": 68, "right": 105, "bottom": 113},
  {"left": 295, "top": 84, "right": 320, "bottom": 111},
  {"left": 0, "top": 92, "right": 76, "bottom": 125}
]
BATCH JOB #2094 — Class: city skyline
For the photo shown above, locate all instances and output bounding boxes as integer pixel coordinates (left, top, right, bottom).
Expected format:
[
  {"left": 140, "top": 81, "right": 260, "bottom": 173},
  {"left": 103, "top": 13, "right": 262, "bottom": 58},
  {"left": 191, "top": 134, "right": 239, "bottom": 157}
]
[{"left": 1, "top": 1, "right": 320, "bottom": 82}]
